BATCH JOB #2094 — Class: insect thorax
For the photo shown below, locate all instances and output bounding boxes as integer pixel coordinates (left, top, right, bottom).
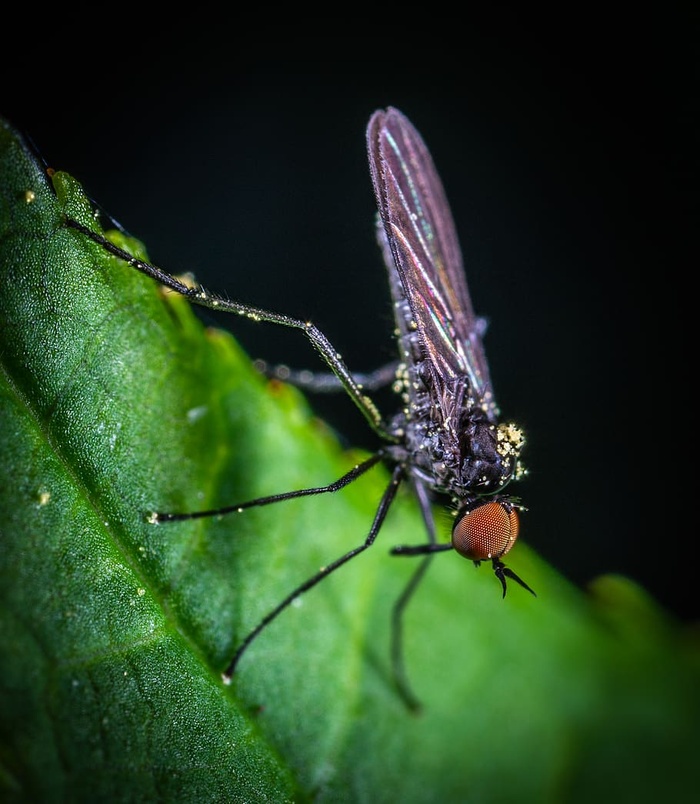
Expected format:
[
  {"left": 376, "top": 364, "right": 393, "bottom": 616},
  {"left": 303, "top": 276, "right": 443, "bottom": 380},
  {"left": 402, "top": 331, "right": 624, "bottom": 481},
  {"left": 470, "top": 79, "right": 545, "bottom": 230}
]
[{"left": 390, "top": 369, "right": 525, "bottom": 499}]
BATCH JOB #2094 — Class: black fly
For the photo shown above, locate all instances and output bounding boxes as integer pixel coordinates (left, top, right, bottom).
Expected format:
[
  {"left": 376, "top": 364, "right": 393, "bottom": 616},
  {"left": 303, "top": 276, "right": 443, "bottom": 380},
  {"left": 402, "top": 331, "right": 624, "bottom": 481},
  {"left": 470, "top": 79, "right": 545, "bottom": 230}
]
[{"left": 66, "top": 107, "right": 535, "bottom": 710}]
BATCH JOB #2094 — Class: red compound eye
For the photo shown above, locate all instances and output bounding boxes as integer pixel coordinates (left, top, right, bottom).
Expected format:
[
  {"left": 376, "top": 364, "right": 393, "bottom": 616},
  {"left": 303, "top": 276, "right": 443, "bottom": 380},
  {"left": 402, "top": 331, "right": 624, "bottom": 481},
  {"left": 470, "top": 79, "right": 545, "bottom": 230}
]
[{"left": 452, "top": 501, "right": 519, "bottom": 561}]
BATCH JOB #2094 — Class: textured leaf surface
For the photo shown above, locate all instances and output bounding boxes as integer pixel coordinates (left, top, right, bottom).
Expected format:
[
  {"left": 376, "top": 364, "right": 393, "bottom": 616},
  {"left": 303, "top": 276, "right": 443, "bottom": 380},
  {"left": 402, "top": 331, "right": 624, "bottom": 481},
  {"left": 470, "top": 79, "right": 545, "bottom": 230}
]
[{"left": 1, "top": 117, "right": 698, "bottom": 803}]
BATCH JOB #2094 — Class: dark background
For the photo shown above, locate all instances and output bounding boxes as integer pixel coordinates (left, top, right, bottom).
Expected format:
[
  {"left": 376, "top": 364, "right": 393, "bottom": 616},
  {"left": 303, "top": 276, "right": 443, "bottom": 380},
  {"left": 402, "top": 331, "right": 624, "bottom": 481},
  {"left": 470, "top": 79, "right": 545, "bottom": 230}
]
[{"left": 2, "top": 13, "right": 694, "bottom": 621}]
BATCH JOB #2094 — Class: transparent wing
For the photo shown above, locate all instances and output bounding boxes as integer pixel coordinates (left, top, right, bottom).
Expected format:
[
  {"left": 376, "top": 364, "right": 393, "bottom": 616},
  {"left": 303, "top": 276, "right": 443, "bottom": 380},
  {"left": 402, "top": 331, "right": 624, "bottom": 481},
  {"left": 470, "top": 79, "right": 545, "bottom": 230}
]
[{"left": 367, "top": 107, "right": 494, "bottom": 403}]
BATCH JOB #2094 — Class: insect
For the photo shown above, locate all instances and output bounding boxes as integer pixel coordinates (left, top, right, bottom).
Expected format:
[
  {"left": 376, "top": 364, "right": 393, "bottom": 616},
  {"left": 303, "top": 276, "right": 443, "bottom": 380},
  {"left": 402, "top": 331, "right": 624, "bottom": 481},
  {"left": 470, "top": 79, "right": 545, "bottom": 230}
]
[{"left": 66, "top": 106, "right": 535, "bottom": 710}]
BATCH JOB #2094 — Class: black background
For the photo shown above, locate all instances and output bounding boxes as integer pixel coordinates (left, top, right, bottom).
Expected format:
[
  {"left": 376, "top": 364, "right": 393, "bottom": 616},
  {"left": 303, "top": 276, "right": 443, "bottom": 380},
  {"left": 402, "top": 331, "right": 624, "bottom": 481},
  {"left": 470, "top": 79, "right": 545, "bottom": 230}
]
[{"left": 2, "top": 12, "right": 695, "bottom": 621}]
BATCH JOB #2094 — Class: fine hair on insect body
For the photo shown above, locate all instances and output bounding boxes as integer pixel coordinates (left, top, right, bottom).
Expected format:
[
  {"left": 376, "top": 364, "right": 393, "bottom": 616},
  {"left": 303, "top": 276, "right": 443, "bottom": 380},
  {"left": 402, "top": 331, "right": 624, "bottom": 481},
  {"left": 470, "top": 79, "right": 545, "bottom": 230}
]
[{"left": 65, "top": 106, "right": 535, "bottom": 711}]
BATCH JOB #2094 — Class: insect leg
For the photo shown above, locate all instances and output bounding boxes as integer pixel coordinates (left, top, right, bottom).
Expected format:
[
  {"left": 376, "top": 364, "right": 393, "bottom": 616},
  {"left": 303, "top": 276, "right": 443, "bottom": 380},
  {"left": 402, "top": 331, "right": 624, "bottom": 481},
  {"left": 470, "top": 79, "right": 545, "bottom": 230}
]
[
  {"left": 390, "top": 544, "right": 453, "bottom": 556},
  {"left": 65, "top": 219, "right": 397, "bottom": 443},
  {"left": 152, "top": 453, "right": 384, "bottom": 521},
  {"left": 391, "top": 555, "right": 431, "bottom": 712},
  {"left": 390, "top": 478, "right": 440, "bottom": 711},
  {"left": 253, "top": 360, "right": 400, "bottom": 394},
  {"left": 222, "top": 463, "right": 404, "bottom": 683}
]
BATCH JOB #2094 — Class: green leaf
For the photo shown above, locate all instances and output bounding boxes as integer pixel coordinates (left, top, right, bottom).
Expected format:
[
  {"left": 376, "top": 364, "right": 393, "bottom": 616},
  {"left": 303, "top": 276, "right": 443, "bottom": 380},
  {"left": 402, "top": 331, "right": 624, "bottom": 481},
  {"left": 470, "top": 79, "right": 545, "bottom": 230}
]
[{"left": 1, "top": 117, "right": 698, "bottom": 803}]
